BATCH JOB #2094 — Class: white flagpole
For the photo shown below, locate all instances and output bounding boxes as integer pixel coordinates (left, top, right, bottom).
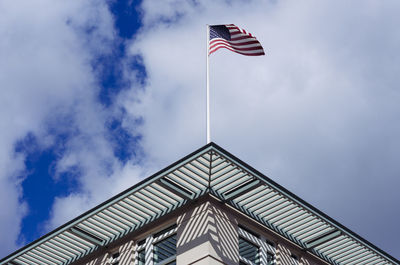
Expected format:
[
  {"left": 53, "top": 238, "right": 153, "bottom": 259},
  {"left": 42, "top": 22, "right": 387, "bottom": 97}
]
[{"left": 206, "top": 25, "right": 211, "bottom": 144}]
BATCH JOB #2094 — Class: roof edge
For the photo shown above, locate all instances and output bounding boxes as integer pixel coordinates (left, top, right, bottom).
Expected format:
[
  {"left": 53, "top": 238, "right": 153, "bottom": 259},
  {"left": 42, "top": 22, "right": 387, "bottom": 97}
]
[
  {"left": 210, "top": 142, "right": 400, "bottom": 264},
  {"left": 2, "top": 141, "right": 399, "bottom": 265},
  {"left": 0, "top": 142, "right": 215, "bottom": 263}
]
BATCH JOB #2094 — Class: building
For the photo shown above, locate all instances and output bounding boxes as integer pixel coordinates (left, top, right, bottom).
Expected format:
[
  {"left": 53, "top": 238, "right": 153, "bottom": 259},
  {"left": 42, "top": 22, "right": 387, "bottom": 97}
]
[{"left": 1, "top": 143, "right": 399, "bottom": 265}]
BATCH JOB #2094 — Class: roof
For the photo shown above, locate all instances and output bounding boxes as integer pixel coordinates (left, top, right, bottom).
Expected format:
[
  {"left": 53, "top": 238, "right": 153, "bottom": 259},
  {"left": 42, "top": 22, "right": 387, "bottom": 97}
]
[{"left": 1, "top": 142, "right": 399, "bottom": 265}]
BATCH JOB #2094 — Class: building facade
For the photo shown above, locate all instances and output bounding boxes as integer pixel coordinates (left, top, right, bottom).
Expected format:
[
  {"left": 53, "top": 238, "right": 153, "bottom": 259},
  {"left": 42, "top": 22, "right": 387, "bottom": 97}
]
[{"left": 1, "top": 143, "right": 399, "bottom": 265}]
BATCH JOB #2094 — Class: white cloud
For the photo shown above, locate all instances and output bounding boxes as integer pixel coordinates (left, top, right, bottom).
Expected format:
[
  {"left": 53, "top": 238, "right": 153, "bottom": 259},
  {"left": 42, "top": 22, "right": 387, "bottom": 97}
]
[
  {"left": 46, "top": 162, "right": 153, "bottom": 229},
  {"left": 121, "top": 0, "right": 400, "bottom": 257},
  {"left": 2, "top": 0, "right": 400, "bottom": 260},
  {"left": 0, "top": 0, "right": 116, "bottom": 254}
]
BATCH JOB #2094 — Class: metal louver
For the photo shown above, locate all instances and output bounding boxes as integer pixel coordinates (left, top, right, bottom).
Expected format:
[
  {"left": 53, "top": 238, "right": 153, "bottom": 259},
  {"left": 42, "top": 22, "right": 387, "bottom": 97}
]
[{"left": 1, "top": 143, "right": 398, "bottom": 265}]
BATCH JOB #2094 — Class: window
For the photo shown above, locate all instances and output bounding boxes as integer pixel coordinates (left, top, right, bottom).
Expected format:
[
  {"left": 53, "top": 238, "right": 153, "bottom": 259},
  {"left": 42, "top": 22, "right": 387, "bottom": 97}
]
[
  {"left": 110, "top": 251, "right": 120, "bottom": 265},
  {"left": 137, "top": 249, "right": 145, "bottom": 265},
  {"left": 291, "top": 254, "right": 299, "bottom": 265},
  {"left": 267, "top": 251, "right": 275, "bottom": 265},
  {"left": 238, "top": 225, "right": 276, "bottom": 265},
  {"left": 135, "top": 224, "right": 177, "bottom": 265},
  {"left": 154, "top": 234, "right": 177, "bottom": 264},
  {"left": 239, "top": 237, "right": 260, "bottom": 265}
]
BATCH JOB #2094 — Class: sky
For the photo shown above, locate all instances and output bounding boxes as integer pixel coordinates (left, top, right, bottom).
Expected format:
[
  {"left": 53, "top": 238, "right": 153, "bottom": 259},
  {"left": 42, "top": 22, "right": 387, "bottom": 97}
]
[{"left": 0, "top": 0, "right": 399, "bottom": 260}]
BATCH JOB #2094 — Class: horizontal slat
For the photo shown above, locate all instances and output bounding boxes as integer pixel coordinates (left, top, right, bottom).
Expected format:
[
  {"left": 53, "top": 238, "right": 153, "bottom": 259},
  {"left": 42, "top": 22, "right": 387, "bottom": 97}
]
[{"left": 1, "top": 146, "right": 397, "bottom": 265}]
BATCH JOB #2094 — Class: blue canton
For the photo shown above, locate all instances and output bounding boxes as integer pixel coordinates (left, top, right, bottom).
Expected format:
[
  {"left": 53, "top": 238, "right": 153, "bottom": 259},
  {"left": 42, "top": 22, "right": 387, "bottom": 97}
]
[{"left": 210, "top": 25, "right": 231, "bottom": 41}]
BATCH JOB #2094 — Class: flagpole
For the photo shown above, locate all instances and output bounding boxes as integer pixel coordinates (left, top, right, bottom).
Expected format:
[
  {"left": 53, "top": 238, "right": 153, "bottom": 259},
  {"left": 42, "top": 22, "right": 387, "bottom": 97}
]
[{"left": 206, "top": 24, "right": 210, "bottom": 144}]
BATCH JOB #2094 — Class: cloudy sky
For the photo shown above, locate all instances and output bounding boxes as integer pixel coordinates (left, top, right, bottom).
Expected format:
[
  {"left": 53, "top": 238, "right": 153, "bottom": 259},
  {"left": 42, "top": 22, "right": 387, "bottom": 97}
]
[{"left": 1, "top": 0, "right": 399, "bottom": 260}]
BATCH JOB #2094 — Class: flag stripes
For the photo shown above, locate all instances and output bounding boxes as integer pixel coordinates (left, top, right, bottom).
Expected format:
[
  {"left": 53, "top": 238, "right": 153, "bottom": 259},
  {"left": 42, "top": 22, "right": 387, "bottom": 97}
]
[{"left": 209, "top": 24, "right": 264, "bottom": 56}]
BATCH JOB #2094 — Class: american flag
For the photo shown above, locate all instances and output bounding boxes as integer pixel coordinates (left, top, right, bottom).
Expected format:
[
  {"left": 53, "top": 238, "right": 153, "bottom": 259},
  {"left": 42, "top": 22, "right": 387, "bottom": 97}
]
[{"left": 209, "top": 24, "right": 265, "bottom": 56}]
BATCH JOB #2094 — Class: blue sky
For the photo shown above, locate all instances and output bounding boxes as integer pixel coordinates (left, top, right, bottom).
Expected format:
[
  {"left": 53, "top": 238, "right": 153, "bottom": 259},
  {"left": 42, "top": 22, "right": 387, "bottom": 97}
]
[
  {"left": 15, "top": 0, "right": 142, "bottom": 244},
  {"left": 1, "top": 0, "right": 400, "bottom": 260}
]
